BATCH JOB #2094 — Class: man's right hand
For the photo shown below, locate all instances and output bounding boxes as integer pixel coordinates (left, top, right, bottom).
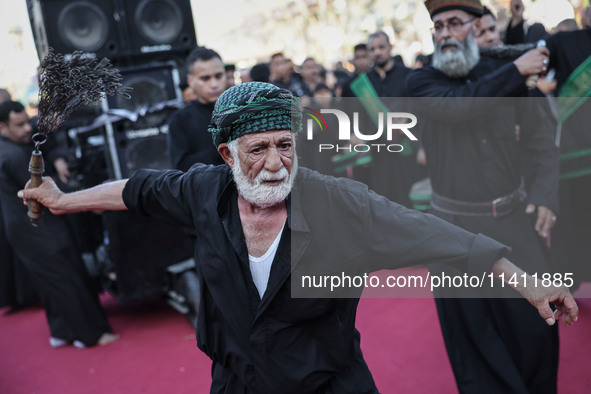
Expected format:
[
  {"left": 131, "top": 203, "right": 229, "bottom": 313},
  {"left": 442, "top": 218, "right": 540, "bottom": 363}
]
[
  {"left": 513, "top": 47, "right": 549, "bottom": 77},
  {"left": 18, "top": 176, "right": 69, "bottom": 215},
  {"left": 19, "top": 177, "right": 128, "bottom": 215}
]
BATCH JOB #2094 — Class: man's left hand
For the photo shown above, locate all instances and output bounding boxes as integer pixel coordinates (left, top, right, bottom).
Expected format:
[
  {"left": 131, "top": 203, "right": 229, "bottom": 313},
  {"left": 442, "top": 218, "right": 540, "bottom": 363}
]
[
  {"left": 493, "top": 258, "right": 579, "bottom": 326},
  {"left": 526, "top": 204, "right": 556, "bottom": 237},
  {"left": 523, "top": 280, "right": 578, "bottom": 326}
]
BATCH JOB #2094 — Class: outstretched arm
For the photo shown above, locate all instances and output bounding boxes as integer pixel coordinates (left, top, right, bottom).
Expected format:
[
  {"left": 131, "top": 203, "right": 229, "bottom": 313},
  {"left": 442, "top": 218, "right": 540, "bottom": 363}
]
[
  {"left": 18, "top": 176, "right": 128, "bottom": 215},
  {"left": 492, "top": 258, "right": 579, "bottom": 326}
]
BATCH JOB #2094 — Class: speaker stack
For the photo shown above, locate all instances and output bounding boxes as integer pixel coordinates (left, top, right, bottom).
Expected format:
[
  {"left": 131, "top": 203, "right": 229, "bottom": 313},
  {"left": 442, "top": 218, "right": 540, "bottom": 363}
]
[
  {"left": 27, "top": 0, "right": 197, "bottom": 69},
  {"left": 27, "top": 0, "right": 196, "bottom": 301},
  {"left": 102, "top": 61, "right": 182, "bottom": 180}
]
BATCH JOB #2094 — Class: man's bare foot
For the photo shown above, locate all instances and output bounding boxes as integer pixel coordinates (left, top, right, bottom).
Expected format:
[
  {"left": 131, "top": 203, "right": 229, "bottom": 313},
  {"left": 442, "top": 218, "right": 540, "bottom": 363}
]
[{"left": 97, "top": 332, "right": 120, "bottom": 346}]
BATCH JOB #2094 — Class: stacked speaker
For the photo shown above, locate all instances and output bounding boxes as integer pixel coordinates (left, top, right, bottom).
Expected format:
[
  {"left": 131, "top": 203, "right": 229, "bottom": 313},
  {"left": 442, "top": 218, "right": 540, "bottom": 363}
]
[
  {"left": 27, "top": 0, "right": 197, "bottom": 180},
  {"left": 102, "top": 61, "right": 182, "bottom": 180},
  {"left": 28, "top": 0, "right": 196, "bottom": 69},
  {"left": 27, "top": 0, "right": 196, "bottom": 301}
]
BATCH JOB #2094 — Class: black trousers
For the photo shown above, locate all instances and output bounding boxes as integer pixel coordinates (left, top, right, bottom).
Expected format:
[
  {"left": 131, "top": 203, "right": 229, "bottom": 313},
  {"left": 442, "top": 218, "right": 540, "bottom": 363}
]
[
  {"left": 434, "top": 297, "right": 558, "bottom": 394},
  {"left": 432, "top": 203, "right": 559, "bottom": 394}
]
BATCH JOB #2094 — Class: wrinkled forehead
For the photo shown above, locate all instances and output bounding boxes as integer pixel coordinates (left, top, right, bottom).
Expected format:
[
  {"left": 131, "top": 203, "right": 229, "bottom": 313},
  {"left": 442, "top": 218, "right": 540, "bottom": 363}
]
[
  {"left": 238, "top": 129, "right": 294, "bottom": 145},
  {"left": 433, "top": 9, "right": 473, "bottom": 23}
]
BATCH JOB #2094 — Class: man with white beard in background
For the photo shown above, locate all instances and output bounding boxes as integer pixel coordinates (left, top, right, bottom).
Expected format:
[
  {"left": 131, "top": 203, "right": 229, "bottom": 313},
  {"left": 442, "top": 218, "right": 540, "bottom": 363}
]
[
  {"left": 19, "top": 82, "right": 577, "bottom": 393},
  {"left": 406, "top": 1, "right": 562, "bottom": 393}
]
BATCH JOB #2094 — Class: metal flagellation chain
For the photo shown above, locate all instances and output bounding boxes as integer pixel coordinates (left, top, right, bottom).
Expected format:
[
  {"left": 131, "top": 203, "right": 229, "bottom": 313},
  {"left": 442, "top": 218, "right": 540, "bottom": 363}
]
[{"left": 28, "top": 49, "right": 130, "bottom": 226}]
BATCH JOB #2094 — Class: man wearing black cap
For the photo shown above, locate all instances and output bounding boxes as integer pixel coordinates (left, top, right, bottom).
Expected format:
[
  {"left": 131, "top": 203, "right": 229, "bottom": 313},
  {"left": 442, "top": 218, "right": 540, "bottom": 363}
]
[
  {"left": 407, "top": 1, "right": 561, "bottom": 393},
  {"left": 18, "top": 82, "right": 577, "bottom": 393}
]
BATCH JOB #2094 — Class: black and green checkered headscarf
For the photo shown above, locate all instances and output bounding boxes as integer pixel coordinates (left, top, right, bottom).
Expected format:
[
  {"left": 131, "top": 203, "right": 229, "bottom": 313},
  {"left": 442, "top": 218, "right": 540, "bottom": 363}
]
[{"left": 208, "top": 82, "right": 302, "bottom": 146}]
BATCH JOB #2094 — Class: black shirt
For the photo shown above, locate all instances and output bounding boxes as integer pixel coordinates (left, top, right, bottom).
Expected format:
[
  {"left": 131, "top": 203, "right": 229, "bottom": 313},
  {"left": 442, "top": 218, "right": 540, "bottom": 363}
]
[
  {"left": 504, "top": 20, "right": 547, "bottom": 45},
  {"left": 366, "top": 60, "right": 411, "bottom": 97},
  {"left": 122, "top": 164, "right": 508, "bottom": 393},
  {"left": 167, "top": 100, "right": 223, "bottom": 171},
  {"left": 546, "top": 29, "right": 591, "bottom": 92},
  {"left": 406, "top": 59, "right": 559, "bottom": 213}
]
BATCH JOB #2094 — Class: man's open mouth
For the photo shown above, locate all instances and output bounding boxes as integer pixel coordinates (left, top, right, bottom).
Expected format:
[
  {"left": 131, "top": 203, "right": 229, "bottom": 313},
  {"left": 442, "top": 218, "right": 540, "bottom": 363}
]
[
  {"left": 441, "top": 43, "right": 459, "bottom": 51},
  {"left": 262, "top": 178, "right": 284, "bottom": 185}
]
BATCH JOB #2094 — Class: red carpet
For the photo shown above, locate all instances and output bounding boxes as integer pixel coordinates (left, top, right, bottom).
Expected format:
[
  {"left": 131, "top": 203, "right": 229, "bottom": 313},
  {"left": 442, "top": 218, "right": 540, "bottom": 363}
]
[{"left": 1, "top": 272, "right": 590, "bottom": 393}]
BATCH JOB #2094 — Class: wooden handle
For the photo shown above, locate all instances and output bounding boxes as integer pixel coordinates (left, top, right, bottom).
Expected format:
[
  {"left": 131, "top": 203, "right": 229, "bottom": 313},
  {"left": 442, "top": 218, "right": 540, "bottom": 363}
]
[{"left": 28, "top": 150, "right": 45, "bottom": 222}]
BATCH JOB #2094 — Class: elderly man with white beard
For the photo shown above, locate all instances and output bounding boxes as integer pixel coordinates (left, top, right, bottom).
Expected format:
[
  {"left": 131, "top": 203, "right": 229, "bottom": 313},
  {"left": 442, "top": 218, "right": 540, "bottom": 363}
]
[
  {"left": 406, "top": 1, "right": 562, "bottom": 393},
  {"left": 18, "top": 82, "right": 577, "bottom": 393}
]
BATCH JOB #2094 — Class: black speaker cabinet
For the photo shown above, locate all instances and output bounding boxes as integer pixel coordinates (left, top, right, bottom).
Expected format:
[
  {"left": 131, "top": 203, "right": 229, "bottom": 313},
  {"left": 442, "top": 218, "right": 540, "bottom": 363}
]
[
  {"left": 27, "top": 0, "right": 123, "bottom": 61},
  {"left": 120, "top": 0, "right": 196, "bottom": 67},
  {"left": 67, "top": 124, "right": 111, "bottom": 188},
  {"left": 27, "top": 0, "right": 197, "bottom": 68},
  {"left": 103, "top": 62, "right": 182, "bottom": 179}
]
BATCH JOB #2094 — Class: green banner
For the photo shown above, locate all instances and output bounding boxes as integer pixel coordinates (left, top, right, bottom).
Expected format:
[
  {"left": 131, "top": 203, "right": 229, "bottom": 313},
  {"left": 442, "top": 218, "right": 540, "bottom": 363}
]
[
  {"left": 556, "top": 54, "right": 591, "bottom": 179},
  {"left": 557, "top": 54, "right": 591, "bottom": 124},
  {"left": 349, "top": 73, "right": 414, "bottom": 157}
]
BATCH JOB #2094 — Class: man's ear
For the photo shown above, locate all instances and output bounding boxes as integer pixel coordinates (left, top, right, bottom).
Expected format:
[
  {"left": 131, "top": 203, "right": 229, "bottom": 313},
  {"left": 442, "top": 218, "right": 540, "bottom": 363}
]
[
  {"left": 218, "top": 143, "right": 234, "bottom": 168},
  {"left": 0, "top": 122, "right": 7, "bottom": 137}
]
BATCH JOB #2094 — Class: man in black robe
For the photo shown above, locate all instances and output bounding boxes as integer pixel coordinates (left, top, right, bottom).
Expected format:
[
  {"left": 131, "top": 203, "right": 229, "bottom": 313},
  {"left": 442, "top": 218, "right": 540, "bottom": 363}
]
[
  {"left": 18, "top": 82, "right": 578, "bottom": 393},
  {"left": 406, "top": 0, "right": 562, "bottom": 392},
  {"left": 168, "top": 47, "right": 227, "bottom": 171},
  {"left": 0, "top": 89, "right": 38, "bottom": 311},
  {"left": 0, "top": 101, "right": 116, "bottom": 347}
]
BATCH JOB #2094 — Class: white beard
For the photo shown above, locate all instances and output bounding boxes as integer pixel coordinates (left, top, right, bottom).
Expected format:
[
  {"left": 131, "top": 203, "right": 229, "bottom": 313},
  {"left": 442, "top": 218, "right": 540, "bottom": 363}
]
[
  {"left": 432, "top": 30, "right": 480, "bottom": 79},
  {"left": 228, "top": 139, "right": 298, "bottom": 208}
]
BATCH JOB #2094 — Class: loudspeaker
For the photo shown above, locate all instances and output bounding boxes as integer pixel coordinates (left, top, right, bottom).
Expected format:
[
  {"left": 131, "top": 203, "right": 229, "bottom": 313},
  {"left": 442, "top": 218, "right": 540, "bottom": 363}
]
[
  {"left": 27, "top": 0, "right": 197, "bottom": 68},
  {"left": 67, "top": 124, "right": 111, "bottom": 188},
  {"left": 27, "top": 0, "right": 123, "bottom": 62},
  {"left": 119, "top": 0, "right": 197, "bottom": 67},
  {"left": 102, "top": 62, "right": 182, "bottom": 179}
]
